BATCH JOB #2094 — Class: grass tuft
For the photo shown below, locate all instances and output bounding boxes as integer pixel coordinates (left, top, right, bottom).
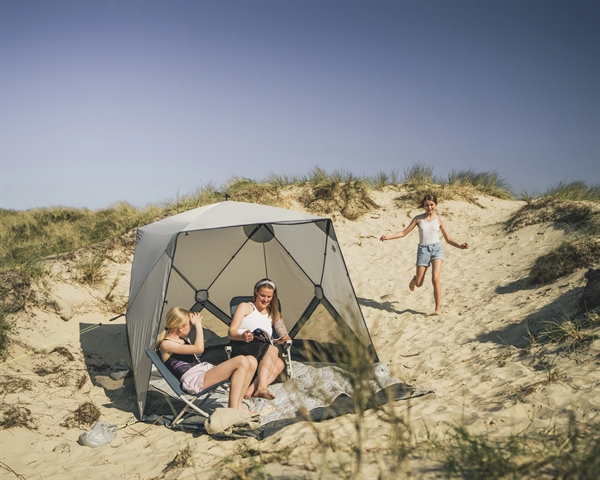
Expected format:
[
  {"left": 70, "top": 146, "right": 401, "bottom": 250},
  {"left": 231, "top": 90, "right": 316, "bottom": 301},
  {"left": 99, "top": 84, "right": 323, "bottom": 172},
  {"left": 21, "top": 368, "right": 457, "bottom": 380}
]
[
  {"left": 440, "top": 426, "right": 523, "bottom": 479},
  {"left": 398, "top": 164, "right": 513, "bottom": 206},
  {"left": 403, "top": 163, "right": 436, "bottom": 186},
  {"left": 161, "top": 183, "right": 223, "bottom": 215},
  {"left": 60, "top": 401, "right": 101, "bottom": 429},
  {"left": 446, "top": 168, "right": 513, "bottom": 199},
  {"left": 538, "top": 312, "right": 600, "bottom": 348},
  {"left": 0, "top": 405, "right": 37, "bottom": 430},
  {"left": 527, "top": 237, "right": 600, "bottom": 285},
  {"left": 0, "top": 308, "right": 12, "bottom": 361},
  {"left": 75, "top": 253, "right": 107, "bottom": 286},
  {"left": 300, "top": 179, "right": 380, "bottom": 220},
  {"left": 541, "top": 180, "right": 600, "bottom": 201},
  {"left": 224, "top": 177, "right": 282, "bottom": 205},
  {"left": 507, "top": 197, "right": 600, "bottom": 233}
]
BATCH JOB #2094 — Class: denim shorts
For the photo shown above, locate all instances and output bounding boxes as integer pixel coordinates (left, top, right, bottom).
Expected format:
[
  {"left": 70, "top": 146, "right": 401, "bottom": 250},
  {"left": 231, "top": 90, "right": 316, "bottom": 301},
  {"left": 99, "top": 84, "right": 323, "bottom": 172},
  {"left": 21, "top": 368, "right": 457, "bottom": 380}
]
[{"left": 416, "top": 242, "right": 444, "bottom": 266}]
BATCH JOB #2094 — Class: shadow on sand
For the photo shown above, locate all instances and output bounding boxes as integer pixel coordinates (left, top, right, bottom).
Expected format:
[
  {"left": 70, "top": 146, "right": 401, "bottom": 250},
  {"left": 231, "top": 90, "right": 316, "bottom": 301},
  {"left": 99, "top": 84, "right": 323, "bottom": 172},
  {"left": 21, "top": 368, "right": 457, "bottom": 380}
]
[
  {"left": 79, "top": 321, "right": 137, "bottom": 414},
  {"left": 358, "top": 296, "right": 428, "bottom": 316},
  {"left": 474, "top": 280, "right": 585, "bottom": 349}
]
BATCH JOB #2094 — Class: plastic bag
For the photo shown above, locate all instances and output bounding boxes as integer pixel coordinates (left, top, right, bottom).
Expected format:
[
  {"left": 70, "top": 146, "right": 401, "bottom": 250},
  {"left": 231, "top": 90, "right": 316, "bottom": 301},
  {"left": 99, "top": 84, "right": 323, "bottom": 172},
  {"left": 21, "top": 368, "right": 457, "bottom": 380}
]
[{"left": 78, "top": 420, "right": 117, "bottom": 448}]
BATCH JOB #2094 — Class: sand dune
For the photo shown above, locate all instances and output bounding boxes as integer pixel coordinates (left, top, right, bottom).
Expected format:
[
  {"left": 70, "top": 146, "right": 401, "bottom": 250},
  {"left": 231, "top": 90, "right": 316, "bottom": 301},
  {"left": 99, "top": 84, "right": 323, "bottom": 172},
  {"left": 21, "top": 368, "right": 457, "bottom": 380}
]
[{"left": 1, "top": 188, "right": 598, "bottom": 479}]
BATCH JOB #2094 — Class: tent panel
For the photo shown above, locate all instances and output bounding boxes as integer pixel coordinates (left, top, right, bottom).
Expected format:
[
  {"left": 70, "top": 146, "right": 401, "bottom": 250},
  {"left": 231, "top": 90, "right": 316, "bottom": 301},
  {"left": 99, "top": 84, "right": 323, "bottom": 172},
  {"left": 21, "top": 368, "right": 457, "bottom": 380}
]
[
  {"left": 163, "top": 270, "right": 197, "bottom": 319},
  {"left": 183, "top": 201, "right": 322, "bottom": 231},
  {"left": 126, "top": 252, "right": 173, "bottom": 419},
  {"left": 194, "top": 310, "right": 230, "bottom": 347},
  {"left": 321, "top": 237, "right": 373, "bottom": 348},
  {"left": 207, "top": 240, "right": 270, "bottom": 315},
  {"left": 273, "top": 222, "right": 328, "bottom": 284},
  {"left": 262, "top": 240, "right": 316, "bottom": 332},
  {"left": 162, "top": 271, "right": 230, "bottom": 346},
  {"left": 172, "top": 227, "right": 250, "bottom": 291},
  {"left": 128, "top": 231, "right": 175, "bottom": 308},
  {"left": 294, "top": 303, "right": 343, "bottom": 343}
]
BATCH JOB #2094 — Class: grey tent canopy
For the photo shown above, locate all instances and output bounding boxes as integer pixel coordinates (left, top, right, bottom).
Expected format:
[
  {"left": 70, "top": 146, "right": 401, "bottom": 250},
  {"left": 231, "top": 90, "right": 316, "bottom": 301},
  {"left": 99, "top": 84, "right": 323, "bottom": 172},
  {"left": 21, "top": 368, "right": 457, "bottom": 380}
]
[{"left": 126, "top": 201, "right": 377, "bottom": 419}]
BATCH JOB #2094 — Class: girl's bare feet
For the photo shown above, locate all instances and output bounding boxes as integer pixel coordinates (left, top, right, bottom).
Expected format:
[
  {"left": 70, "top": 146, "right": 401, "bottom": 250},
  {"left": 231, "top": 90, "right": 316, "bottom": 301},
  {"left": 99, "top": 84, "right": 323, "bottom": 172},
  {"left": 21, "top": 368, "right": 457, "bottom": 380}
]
[{"left": 409, "top": 276, "right": 417, "bottom": 291}]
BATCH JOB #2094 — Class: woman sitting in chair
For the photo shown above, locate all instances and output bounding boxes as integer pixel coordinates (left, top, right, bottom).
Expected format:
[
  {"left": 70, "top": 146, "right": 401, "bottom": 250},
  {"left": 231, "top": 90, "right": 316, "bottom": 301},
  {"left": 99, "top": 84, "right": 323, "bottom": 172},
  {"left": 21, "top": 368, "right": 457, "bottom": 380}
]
[
  {"left": 228, "top": 278, "right": 291, "bottom": 400},
  {"left": 156, "top": 306, "right": 257, "bottom": 411}
]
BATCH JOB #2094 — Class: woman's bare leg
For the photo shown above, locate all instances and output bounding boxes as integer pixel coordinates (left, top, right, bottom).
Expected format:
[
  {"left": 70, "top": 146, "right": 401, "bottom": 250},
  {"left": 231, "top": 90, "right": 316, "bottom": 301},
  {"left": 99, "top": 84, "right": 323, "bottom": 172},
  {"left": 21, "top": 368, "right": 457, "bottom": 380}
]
[
  {"left": 252, "top": 346, "right": 285, "bottom": 399},
  {"left": 431, "top": 259, "right": 443, "bottom": 312},
  {"left": 203, "top": 356, "right": 257, "bottom": 410}
]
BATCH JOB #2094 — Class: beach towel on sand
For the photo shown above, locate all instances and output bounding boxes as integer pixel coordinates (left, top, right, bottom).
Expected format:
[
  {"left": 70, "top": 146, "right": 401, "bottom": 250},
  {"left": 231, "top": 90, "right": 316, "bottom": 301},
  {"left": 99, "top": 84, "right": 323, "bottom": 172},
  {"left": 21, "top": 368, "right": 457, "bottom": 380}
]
[{"left": 204, "top": 408, "right": 261, "bottom": 437}]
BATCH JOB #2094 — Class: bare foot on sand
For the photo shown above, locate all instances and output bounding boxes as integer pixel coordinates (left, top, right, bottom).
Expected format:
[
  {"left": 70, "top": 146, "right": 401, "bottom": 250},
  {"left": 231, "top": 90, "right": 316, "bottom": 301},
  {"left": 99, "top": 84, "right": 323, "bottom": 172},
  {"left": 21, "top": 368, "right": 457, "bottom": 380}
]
[
  {"left": 253, "top": 388, "right": 275, "bottom": 400},
  {"left": 409, "top": 276, "right": 417, "bottom": 291}
]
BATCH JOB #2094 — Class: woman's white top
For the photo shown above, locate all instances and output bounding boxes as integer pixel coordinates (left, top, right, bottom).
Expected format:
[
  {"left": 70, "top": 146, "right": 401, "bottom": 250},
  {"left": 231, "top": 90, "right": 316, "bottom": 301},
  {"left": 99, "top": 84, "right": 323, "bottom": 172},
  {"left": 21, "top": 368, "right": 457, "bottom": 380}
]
[
  {"left": 418, "top": 217, "right": 441, "bottom": 245},
  {"left": 237, "top": 303, "right": 273, "bottom": 338}
]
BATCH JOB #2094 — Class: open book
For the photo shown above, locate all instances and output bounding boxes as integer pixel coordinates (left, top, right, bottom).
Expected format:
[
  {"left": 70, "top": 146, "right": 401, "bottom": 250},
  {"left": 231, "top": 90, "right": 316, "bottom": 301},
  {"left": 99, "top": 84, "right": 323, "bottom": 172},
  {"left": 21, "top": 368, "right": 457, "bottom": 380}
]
[{"left": 252, "top": 328, "right": 273, "bottom": 344}]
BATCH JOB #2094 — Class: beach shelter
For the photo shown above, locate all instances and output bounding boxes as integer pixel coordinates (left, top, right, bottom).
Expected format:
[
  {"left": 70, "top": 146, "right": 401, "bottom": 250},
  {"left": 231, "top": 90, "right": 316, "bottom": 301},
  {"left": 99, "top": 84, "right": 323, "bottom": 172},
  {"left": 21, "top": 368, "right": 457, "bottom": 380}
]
[{"left": 126, "top": 201, "right": 377, "bottom": 419}]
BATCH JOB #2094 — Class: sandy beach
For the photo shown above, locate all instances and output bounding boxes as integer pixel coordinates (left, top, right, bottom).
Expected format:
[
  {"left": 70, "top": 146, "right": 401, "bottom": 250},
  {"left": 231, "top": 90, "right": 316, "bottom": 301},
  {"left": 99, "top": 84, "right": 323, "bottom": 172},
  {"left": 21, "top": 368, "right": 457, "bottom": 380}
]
[{"left": 1, "top": 188, "right": 598, "bottom": 479}]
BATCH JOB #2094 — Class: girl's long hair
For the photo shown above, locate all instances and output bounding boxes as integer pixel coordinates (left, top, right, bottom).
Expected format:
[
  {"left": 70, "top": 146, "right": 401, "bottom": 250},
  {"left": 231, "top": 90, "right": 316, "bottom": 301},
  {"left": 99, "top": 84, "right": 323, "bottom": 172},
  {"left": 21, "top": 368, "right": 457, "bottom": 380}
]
[
  {"left": 155, "top": 306, "right": 191, "bottom": 350},
  {"left": 253, "top": 278, "right": 281, "bottom": 322}
]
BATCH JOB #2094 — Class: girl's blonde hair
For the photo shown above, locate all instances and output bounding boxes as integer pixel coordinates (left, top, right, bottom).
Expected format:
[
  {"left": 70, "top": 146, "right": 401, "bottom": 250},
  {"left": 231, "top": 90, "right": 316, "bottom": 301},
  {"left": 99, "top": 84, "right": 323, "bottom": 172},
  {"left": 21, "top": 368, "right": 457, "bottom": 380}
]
[
  {"left": 155, "top": 306, "right": 191, "bottom": 350},
  {"left": 253, "top": 278, "right": 281, "bottom": 322}
]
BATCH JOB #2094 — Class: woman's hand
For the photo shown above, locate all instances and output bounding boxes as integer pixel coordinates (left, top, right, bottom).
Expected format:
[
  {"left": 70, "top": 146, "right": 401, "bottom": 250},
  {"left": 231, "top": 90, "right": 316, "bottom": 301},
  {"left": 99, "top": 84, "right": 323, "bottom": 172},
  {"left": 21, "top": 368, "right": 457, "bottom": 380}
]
[
  {"left": 189, "top": 312, "right": 202, "bottom": 327},
  {"left": 242, "top": 330, "right": 254, "bottom": 343},
  {"left": 275, "top": 334, "right": 291, "bottom": 344},
  {"left": 379, "top": 235, "right": 388, "bottom": 241}
]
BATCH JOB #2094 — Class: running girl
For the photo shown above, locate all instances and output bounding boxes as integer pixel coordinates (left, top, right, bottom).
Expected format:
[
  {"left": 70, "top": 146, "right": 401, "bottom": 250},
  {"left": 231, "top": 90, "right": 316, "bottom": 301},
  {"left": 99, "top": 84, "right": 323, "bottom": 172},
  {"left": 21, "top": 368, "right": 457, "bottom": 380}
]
[{"left": 379, "top": 194, "right": 468, "bottom": 314}]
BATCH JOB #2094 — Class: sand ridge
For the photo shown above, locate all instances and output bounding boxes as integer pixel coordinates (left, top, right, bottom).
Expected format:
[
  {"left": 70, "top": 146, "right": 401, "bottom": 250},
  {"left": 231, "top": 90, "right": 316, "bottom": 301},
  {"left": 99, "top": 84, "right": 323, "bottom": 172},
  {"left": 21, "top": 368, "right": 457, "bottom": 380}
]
[{"left": 1, "top": 188, "right": 598, "bottom": 479}]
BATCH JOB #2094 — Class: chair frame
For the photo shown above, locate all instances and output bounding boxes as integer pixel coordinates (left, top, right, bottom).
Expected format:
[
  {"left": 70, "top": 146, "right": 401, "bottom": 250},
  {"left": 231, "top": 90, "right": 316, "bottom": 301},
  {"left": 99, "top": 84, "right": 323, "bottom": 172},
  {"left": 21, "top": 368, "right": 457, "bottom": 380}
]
[{"left": 145, "top": 349, "right": 228, "bottom": 427}]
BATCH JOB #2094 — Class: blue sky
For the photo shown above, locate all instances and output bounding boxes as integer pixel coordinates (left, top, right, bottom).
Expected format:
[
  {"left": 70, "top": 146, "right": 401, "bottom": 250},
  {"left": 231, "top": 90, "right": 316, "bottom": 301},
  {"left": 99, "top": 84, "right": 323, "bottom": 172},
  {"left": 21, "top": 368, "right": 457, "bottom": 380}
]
[{"left": 1, "top": 1, "right": 598, "bottom": 211}]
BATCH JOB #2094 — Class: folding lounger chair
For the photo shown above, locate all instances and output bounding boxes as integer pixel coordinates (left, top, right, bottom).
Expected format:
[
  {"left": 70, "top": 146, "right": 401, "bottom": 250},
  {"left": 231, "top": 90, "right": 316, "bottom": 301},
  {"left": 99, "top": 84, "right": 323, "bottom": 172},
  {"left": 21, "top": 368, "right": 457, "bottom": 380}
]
[
  {"left": 145, "top": 349, "right": 228, "bottom": 427},
  {"left": 226, "top": 296, "right": 294, "bottom": 378}
]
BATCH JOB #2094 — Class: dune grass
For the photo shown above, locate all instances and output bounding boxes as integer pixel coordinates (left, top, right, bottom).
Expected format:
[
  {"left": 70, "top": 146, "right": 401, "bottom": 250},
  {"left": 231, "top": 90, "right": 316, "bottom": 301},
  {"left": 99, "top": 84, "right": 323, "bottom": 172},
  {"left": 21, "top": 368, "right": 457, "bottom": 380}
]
[
  {"left": 0, "top": 164, "right": 515, "bottom": 276},
  {"left": 434, "top": 418, "right": 600, "bottom": 479},
  {"left": 0, "top": 309, "right": 11, "bottom": 361},
  {"left": 506, "top": 181, "right": 600, "bottom": 285},
  {"left": 527, "top": 237, "right": 600, "bottom": 285},
  {"left": 538, "top": 180, "right": 600, "bottom": 202},
  {"left": 398, "top": 164, "right": 514, "bottom": 206},
  {"left": 0, "top": 203, "right": 162, "bottom": 271}
]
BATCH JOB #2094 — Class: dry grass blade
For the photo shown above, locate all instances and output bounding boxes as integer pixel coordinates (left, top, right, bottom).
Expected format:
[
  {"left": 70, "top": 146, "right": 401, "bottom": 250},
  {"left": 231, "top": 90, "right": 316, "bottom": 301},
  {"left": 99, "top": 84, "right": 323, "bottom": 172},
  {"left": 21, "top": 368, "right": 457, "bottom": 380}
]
[{"left": 0, "top": 462, "right": 27, "bottom": 480}]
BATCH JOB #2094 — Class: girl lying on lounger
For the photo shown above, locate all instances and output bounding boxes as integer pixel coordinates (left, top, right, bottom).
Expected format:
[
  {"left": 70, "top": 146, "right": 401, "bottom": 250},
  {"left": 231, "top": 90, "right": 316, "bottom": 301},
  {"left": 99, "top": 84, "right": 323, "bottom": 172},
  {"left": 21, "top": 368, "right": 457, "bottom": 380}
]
[{"left": 156, "top": 306, "right": 257, "bottom": 411}]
